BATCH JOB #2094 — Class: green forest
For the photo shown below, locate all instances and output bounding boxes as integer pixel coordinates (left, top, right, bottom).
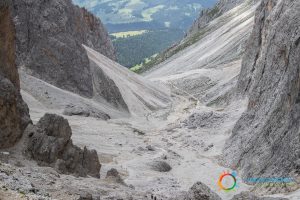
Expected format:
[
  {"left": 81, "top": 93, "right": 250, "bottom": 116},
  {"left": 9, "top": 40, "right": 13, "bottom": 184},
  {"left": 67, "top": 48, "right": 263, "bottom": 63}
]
[{"left": 112, "top": 29, "right": 184, "bottom": 68}]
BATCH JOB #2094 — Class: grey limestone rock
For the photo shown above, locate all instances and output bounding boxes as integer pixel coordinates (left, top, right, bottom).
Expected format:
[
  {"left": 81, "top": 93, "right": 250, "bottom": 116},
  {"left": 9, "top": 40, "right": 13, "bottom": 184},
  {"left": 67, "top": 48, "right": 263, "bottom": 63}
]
[
  {"left": 149, "top": 160, "right": 172, "bottom": 172},
  {"left": 223, "top": 0, "right": 300, "bottom": 185},
  {"left": 25, "top": 113, "right": 101, "bottom": 178},
  {"left": 105, "top": 168, "right": 125, "bottom": 184},
  {"left": 186, "top": 182, "right": 222, "bottom": 200}
]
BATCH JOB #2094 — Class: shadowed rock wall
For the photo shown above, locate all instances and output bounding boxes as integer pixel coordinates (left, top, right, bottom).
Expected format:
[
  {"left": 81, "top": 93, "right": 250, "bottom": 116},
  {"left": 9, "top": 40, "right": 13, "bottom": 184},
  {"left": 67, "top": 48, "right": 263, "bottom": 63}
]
[{"left": 0, "top": 1, "right": 31, "bottom": 148}]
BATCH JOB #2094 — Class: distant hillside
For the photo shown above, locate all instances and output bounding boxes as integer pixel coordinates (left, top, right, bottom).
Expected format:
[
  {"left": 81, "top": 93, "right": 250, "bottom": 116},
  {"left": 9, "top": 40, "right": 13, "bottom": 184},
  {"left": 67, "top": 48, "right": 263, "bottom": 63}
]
[
  {"left": 72, "top": 0, "right": 218, "bottom": 68},
  {"left": 72, "top": 0, "right": 217, "bottom": 32},
  {"left": 112, "top": 29, "right": 184, "bottom": 68}
]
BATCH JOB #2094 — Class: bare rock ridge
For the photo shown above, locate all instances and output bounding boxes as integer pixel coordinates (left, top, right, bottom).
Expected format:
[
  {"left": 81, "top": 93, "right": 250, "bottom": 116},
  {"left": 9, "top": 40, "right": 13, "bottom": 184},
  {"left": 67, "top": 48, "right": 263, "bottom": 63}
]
[
  {"left": 223, "top": 0, "right": 300, "bottom": 186},
  {"left": 188, "top": 0, "right": 256, "bottom": 36},
  {"left": 25, "top": 114, "right": 101, "bottom": 178},
  {"left": 0, "top": 1, "right": 30, "bottom": 148},
  {"left": 0, "top": 1, "right": 101, "bottom": 178},
  {"left": 12, "top": 0, "right": 116, "bottom": 99}
]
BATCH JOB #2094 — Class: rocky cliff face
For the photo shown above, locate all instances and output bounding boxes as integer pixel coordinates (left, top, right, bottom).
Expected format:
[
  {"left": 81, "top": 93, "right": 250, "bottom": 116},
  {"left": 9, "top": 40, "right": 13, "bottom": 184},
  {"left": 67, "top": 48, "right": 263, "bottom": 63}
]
[
  {"left": 223, "top": 0, "right": 300, "bottom": 187},
  {"left": 12, "top": 0, "right": 115, "bottom": 98},
  {"left": 0, "top": 1, "right": 30, "bottom": 148}
]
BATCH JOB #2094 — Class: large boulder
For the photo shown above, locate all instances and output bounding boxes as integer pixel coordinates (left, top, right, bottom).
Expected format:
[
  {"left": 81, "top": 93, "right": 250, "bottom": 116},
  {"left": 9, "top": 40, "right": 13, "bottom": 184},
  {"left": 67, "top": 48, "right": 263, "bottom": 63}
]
[
  {"left": 0, "top": 1, "right": 31, "bottom": 148},
  {"left": 186, "top": 182, "right": 222, "bottom": 200},
  {"left": 25, "top": 113, "right": 101, "bottom": 178},
  {"left": 149, "top": 160, "right": 172, "bottom": 172},
  {"left": 177, "top": 182, "right": 222, "bottom": 200},
  {"left": 223, "top": 0, "right": 300, "bottom": 186},
  {"left": 63, "top": 103, "right": 111, "bottom": 120}
]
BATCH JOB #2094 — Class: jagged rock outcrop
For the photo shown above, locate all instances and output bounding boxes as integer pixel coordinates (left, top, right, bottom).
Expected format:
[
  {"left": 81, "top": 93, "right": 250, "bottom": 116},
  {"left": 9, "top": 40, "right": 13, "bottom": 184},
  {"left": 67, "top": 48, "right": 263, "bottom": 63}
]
[
  {"left": 0, "top": 1, "right": 30, "bottom": 148},
  {"left": 25, "top": 113, "right": 101, "bottom": 178},
  {"left": 12, "top": 0, "right": 115, "bottom": 98},
  {"left": 223, "top": 0, "right": 300, "bottom": 186}
]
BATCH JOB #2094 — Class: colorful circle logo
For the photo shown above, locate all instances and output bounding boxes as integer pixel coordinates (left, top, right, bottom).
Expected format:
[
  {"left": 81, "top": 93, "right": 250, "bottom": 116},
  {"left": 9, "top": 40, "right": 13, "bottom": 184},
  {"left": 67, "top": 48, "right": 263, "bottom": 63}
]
[{"left": 218, "top": 171, "right": 238, "bottom": 192}]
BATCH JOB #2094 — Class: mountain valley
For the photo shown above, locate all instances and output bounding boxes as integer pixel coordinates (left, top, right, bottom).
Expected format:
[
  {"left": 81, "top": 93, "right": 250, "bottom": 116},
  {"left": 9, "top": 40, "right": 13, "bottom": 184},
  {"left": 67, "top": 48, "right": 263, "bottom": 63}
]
[{"left": 0, "top": 0, "right": 299, "bottom": 200}]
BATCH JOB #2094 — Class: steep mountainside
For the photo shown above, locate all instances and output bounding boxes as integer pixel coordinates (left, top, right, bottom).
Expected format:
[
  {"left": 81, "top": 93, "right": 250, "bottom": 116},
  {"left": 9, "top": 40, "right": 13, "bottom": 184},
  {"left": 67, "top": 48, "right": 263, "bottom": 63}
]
[
  {"left": 136, "top": 0, "right": 258, "bottom": 74},
  {"left": 145, "top": 0, "right": 259, "bottom": 104},
  {"left": 12, "top": 0, "right": 115, "bottom": 98},
  {"left": 223, "top": 0, "right": 300, "bottom": 189},
  {"left": 0, "top": 1, "right": 30, "bottom": 148}
]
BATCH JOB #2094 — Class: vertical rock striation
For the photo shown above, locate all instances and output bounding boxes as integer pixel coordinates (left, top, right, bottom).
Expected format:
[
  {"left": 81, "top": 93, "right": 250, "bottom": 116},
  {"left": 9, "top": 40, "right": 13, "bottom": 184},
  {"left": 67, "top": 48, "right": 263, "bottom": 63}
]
[
  {"left": 223, "top": 0, "right": 300, "bottom": 185},
  {"left": 0, "top": 0, "right": 31, "bottom": 148}
]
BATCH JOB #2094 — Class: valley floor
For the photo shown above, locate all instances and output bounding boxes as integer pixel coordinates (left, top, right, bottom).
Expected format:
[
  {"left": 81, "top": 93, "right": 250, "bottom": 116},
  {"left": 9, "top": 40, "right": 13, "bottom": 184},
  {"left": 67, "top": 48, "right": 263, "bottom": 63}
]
[
  {"left": 1, "top": 75, "right": 300, "bottom": 200},
  {"left": 0, "top": 84, "right": 259, "bottom": 199}
]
